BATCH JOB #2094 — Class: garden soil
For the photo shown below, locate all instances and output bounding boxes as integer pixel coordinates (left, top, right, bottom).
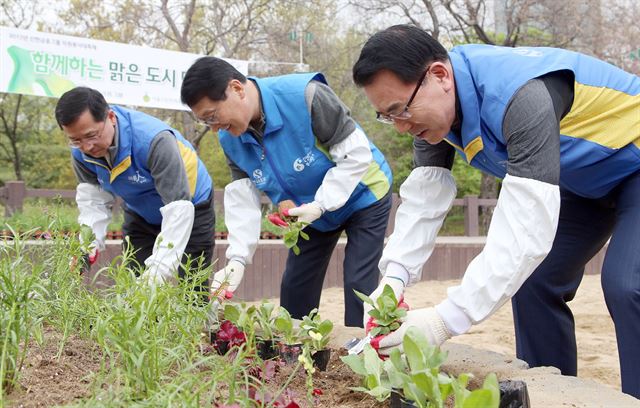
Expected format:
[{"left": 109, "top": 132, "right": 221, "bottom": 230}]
[{"left": 6, "top": 274, "right": 639, "bottom": 407}]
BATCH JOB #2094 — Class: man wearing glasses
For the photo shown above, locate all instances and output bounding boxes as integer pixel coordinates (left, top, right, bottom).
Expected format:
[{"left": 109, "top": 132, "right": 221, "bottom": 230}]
[
  {"left": 180, "top": 57, "right": 393, "bottom": 327},
  {"left": 353, "top": 24, "right": 640, "bottom": 398},
  {"left": 55, "top": 87, "right": 215, "bottom": 289}
]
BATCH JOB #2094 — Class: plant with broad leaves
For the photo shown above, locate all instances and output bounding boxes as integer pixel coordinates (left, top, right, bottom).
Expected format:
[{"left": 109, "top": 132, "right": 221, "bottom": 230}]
[
  {"left": 299, "top": 308, "right": 333, "bottom": 351},
  {"left": 273, "top": 307, "right": 301, "bottom": 345},
  {"left": 354, "top": 284, "right": 407, "bottom": 337},
  {"left": 342, "top": 327, "right": 500, "bottom": 408},
  {"left": 215, "top": 320, "right": 246, "bottom": 348},
  {"left": 254, "top": 301, "right": 276, "bottom": 340},
  {"left": 340, "top": 343, "right": 392, "bottom": 401}
]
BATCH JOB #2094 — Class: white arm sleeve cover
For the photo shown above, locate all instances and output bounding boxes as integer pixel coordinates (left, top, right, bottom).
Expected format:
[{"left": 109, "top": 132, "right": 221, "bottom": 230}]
[
  {"left": 313, "top": 127, "right": 372, "bottom": 212},
  {"left": 442, "top": 174, "right": 560, "bottom": 328},
  {"left": 224, "top": 178, "right": 262, "bottom": 265},
  {"left": 76, "top": 182, "right": 114, "bottom": 250},
  {"left": 144, "top": 200, "right": 195, "bottom": 280},
  {"left": 379, "top": 167, "right": 457, "bottom": 285}
]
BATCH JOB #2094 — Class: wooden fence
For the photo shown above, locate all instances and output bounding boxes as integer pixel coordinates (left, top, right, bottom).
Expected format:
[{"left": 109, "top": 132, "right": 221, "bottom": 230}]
[
  {"left": 0, "top": 180, "right": 497, "bottom": 236},
  {"left": 2, "top": 181, "right": 609, "bottom": 301}
]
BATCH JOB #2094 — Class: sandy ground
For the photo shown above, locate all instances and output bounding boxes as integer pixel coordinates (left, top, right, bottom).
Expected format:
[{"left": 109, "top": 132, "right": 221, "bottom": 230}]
[{"left": 305, "top": 273, "right": 621, "bottom": 392}]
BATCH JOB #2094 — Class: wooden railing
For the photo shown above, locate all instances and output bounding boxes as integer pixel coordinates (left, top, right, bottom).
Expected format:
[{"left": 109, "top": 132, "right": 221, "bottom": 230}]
[{"left": 0, "top": 181, "right": 498, "bottom": 236}]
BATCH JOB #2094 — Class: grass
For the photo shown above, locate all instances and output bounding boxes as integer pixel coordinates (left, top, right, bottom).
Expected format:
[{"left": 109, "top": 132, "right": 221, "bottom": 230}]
[
  {"left": 0, "top": 226, "right": 278, "bottom": 406},
  {"left": 2, "top": 198, "right": 468, "bottom": 236}
]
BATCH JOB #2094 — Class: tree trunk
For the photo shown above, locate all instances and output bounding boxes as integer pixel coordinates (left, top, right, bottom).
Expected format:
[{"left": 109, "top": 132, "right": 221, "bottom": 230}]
[{"left": 10, "top": 138, "right": 22, "bottom": 180}]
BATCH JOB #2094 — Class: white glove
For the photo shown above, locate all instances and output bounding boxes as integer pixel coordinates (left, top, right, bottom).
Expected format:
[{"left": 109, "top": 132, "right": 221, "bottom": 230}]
[
  {"left": 211, "top": 260, "right": 245, "bottom": 295},
  {"left": 377, "top": 307, "right": 451, "bottom": 355},
  {"left": 138, "top": 268, "right": 173, "bottom": 288},
  {"left": 363, "top": 276, "right": 406, "bottom": 327},
  {"left": 286, "top": 201, "right": 324, "bottom": 224}
]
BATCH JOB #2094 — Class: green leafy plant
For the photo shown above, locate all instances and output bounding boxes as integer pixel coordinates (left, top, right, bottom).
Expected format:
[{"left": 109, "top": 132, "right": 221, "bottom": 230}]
[
  {"left": 300, "top": 308, "right": 333, "bottom": 351},
  {"left": 273, "top": 307, "right": 301, "bottom": 345},
  {"left": 282, "top": 220, "right": 309, "bottom": 255},
  {"left": 340, "top": 342, "right": 391, "bottom": 401},
  {"left": 0, "top": 228, "right": 47, "bottom": 399},
  {"left": 341, "top": 327, "right": 501, "bottom": 408},
  {"left": 79, "top": 224, "right": 95, "bottom": 251},
  {"left": 355, "top": 284, "right": 407, "bottom": 337},
  {"left": 254, "top": 301, "right": 276, "bottom": 340}
]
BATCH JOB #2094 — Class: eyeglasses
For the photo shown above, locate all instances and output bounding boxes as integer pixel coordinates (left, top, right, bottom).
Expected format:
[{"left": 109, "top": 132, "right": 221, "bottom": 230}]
[
  {"left": 193, "top": 110, "right": 220, "bottom": 126},
  {"left": 376, "top": 66, "right": 430, "bottom": 125},
  {"left": 68, "top": 119, "right": 108, "bottom": 148}
]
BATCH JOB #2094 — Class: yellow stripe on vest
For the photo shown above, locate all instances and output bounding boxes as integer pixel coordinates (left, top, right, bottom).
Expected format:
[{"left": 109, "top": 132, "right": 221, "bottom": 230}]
[
  {"left": 361, "top": 161, "right": 391, "bottom": 200},
  {"left": 560, "top": 82, "right": 640, "bottom": 149},
  {"left": 464, "top": 136, "right": 484, "bottom": 163},
  {"left": 177, "top": 141, "right": 198, "bottom": 196},
  {"left": 444, "top": 136, "right": 483, "bottom": 163},
  {"left": 110, "top": 156, "right": 131, "bottom": 183}
]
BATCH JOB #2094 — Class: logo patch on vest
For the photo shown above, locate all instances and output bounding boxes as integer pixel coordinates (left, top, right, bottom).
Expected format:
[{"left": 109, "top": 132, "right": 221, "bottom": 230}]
[
  {"left": 252, "top": 169, "right": 266, "bottom": 184},
  {"left": 293, "top": 151, "right": 316, "bottom": 172},
  {"left": 512, "top": 48, "right": 543, "bottom": 57},
  {"left": 127, "top": 170, "right": 149, "bottom": 184}
]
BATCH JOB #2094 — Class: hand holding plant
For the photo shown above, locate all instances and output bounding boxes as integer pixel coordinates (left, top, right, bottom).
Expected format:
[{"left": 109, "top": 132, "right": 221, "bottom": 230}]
[
  {"left": 355, "top": 284, "right": 408, "bottom": 337},
  {"left": 266, "top": 213, "right": 310, "bottom": 255}
]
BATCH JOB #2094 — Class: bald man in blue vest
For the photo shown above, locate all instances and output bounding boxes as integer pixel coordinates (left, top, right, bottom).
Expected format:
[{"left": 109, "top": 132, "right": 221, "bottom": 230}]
[
  {"left": 354, "top": 25, "right": 640, "bottom": 398},
  {"left": 56, "top": 87, "right": 215, "bottom": 289}
]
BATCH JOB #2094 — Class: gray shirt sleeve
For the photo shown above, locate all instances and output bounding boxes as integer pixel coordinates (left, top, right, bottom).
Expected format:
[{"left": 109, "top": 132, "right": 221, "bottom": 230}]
[
  {"left": 72, "top": 154, "right": 99, "bottom": 184},
  {"left": 225, "top": 152, "right": 250, "bottom": 181},
  {"left": 147, "top": 131, "right": 192, "bottom": 204},
  {"left": 502, "top": 79, "right": 561, "bottom": 185},
  {"left": 305, "top": 81, "right": 357, "bottom": 147},
  {"left": 413, "top": 138, "right": 456, "bottom": 169}
]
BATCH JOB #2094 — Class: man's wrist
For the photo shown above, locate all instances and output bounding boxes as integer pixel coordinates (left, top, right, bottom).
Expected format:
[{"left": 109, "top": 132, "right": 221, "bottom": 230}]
[
  {"left": 435, "top": 298, "right": 472, "bottom": 336},
  {"left": 384, "top": 262, "right": 410, "bottom": 287}
]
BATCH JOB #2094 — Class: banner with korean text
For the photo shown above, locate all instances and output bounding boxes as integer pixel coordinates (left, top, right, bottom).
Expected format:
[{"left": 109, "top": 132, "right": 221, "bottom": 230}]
[{"left": 0, "top": 26, "right": 248, "bottom": 111}]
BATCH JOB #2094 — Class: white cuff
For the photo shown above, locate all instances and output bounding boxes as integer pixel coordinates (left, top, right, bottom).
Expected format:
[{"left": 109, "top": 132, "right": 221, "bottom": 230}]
[
  {"left": 379, "top": 166, "right": 456, "bottom": 285},
  {"left": 76, "top": 182, "right": 114, "bottom": 251},
  {"left": 144, "top": 200, "right": 195, "bottom": 281},
  {"left": 314, "top": 127, "right": 372, "bottom": 212},
  {"left": 435, "top": 298, "right": 472, "bottom": 336},
  {"left": 446, "top": 174, "right": 560, "bottom": 323},
  {"left": 224, "top": 178, "right": 262, "bottom": 265},
  {"left": 384, "top": 262, "right": 410, "bottom": 287}
]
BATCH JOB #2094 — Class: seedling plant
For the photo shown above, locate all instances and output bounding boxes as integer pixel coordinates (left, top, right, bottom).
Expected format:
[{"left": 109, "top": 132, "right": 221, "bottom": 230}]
[
  {"left": 341, "top": 327, "right": 500, "bottom": 408},
  {"left": 355, "top": 284, "right": 408, "bottom": 337}
]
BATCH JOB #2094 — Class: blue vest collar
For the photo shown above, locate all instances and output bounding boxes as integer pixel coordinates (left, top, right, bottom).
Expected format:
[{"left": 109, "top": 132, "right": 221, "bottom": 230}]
[
  {"left": 112, "top": 108, "right": 133, "bottom": 168},
  {"left": 250, "top": 77, "right": 284, "bottom": 136},
  {"left": 448, "top": 52, "right": 483, "bottom": 161}
]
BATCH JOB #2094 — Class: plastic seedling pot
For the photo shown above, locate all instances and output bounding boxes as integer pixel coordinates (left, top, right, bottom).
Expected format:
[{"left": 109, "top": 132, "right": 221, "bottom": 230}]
[
  {"left": 311, "top": 349, "right": 331, "bottom": 371},
  {"left": 256, "top": 339, "right": 279, "bottom": 360},
  {"left": 278, "top": 342, "right": 304, "bottom": 364}
]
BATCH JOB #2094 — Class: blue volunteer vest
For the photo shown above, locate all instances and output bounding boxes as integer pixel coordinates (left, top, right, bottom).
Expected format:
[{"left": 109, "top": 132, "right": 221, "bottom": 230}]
[
  {"left": 72, "top": 106, "right": 212, "bottom": 225},
  {"left": 219, "top": 73, "right": 392, "bottom": 231},
  {"left": 447, "top": 44, "right": 640, "bottom": 198}
]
